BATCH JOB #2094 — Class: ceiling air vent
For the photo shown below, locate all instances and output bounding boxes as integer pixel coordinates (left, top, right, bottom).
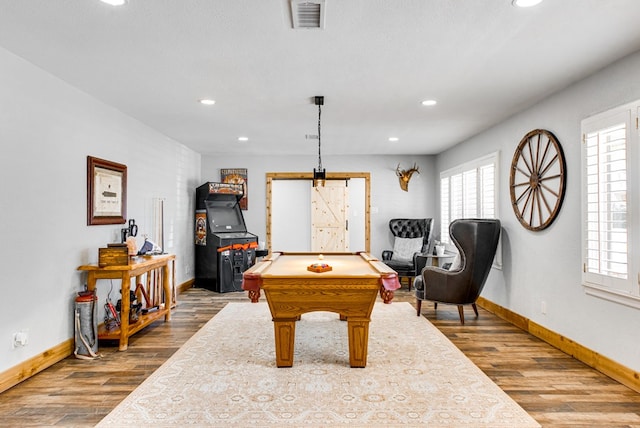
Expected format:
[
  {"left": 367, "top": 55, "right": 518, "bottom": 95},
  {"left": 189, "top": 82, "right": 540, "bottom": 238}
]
[{"left": 291, "top": 0, "right": 325, "bottom": 29}]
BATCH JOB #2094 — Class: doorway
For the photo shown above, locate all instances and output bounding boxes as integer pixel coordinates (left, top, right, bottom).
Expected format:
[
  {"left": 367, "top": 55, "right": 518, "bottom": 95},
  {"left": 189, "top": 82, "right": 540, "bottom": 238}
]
[
  {"left": 266, "top": 172, "right": 371, "bottom": 253},
  {"left": 311, "top": 179, "right": 349, "bottom": 252}
]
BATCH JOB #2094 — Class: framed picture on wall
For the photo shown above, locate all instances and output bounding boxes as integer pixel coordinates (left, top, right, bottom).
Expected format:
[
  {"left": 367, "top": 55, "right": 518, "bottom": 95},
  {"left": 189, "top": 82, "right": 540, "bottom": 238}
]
[
  {"left": 221, "top": 168, "right": 248, "bottom": 210},
  {"left": 87, "top": 156, "right": 127, "bottom": 225}
]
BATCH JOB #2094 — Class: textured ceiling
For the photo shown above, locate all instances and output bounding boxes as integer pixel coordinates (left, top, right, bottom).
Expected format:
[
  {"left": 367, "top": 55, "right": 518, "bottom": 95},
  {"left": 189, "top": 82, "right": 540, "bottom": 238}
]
[{"left": 1, "top": 0, "right": 640, "bottom": 156}]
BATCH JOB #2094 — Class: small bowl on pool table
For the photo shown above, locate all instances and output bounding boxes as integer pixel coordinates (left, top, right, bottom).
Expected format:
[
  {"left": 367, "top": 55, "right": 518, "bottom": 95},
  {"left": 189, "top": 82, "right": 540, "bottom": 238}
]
[{"left": 307, "top": 263, "right": 332, "bottom": 273}]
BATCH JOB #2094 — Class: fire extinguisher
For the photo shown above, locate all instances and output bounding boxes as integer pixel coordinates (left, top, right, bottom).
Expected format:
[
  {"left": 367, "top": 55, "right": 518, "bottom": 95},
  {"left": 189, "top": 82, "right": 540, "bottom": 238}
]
[{"left": 74, "top": 290, "right": 100, "bottom": 360}]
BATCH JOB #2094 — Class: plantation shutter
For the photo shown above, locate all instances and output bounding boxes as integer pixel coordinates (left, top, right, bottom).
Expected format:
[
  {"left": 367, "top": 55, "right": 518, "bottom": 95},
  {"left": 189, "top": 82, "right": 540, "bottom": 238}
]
[
  {"left": 583, "top": 112, "right": 630, "bottom": 291},
  {"left": 440, "top": 153, "right": 498, "bottom": 245},
  {"left": 440, "top": 177, "right": 450, "bottom": 244},
  {"left": 480, "top": 164, "right": 495, "bottom": 218},
  {"left": 462, "top": 170, "right": 477, "bottom": 218}
]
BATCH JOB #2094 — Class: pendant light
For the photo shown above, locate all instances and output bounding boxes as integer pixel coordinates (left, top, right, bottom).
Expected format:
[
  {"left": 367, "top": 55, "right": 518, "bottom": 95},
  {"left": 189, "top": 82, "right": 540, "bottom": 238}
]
[{"left": 313, "top": 96, "right": 326, "bottom": 187}]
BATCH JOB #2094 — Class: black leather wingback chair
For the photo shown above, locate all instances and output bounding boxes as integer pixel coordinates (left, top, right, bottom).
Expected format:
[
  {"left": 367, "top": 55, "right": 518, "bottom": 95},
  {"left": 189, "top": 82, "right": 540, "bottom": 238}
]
[
  {"left": 414, "top": 218, "right": 501, "bottom": 324},
  {"left": 382, "top": 218, "right": 433, "bottom": 289}
]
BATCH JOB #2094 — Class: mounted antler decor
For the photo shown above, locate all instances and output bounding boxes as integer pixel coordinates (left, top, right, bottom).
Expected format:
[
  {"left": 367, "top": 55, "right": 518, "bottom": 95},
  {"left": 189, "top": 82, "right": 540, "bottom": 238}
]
[{"left": 396, "top": 163, "right": 420, "bottom": 191}]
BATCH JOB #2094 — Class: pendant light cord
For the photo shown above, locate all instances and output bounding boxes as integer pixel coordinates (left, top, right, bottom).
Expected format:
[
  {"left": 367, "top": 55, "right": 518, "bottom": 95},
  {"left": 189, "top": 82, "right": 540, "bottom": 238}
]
[{"left": 317, "top": 103, "right": 322, "bottom": 171}]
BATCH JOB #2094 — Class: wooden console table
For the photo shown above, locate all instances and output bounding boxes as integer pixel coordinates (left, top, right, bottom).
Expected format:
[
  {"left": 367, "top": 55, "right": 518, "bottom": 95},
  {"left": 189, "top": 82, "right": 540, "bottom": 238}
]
[{"left": 78, "top": 254, "right": 175, "bottom": 351}]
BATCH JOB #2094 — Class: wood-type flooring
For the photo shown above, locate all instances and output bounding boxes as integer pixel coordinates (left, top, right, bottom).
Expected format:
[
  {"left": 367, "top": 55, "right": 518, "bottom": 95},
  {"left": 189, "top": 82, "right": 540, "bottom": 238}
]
[{"left": 1, "top": 287, "right": 639, "bottom": 427}]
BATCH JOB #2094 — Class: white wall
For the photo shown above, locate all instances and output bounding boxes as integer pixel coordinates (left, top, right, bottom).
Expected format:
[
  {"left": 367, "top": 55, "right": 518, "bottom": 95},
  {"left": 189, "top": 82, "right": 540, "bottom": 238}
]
[
  {"left": 200, "top": 155, "right": 437, "bottom": 258},
  {"left": 437, "top": 50, "right": 640, "bottom": 372},
  {"left": 0, "top": 47, "right": 201, "bottom": 373}
]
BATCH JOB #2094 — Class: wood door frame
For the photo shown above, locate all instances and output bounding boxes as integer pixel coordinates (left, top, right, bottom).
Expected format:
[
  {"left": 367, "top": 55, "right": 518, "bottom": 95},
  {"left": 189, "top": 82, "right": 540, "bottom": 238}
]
[{"left": 266, "top": 172, "right": 371, "bottom": 253}]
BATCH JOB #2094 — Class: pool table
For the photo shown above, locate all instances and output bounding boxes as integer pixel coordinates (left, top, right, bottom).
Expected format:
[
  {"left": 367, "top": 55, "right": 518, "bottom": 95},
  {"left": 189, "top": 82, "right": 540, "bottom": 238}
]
[{"left": 241, "top": 252, "right": 400, "bottom": 367}]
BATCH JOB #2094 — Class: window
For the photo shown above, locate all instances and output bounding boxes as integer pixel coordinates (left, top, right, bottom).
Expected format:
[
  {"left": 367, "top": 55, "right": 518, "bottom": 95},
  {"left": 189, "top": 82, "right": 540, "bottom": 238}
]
[
  {"left": 440, "top": 152, "right": 500, "bottom": 268},
  {"left": 581, "top": 100, "right": 640, "bottom": 308}
]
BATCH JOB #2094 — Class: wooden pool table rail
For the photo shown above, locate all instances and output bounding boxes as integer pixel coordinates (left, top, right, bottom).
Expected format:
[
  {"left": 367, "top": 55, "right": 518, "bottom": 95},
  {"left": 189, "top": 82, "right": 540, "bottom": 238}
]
[{"left": 242, "top": 251, "right": 400, "bottom": 303}]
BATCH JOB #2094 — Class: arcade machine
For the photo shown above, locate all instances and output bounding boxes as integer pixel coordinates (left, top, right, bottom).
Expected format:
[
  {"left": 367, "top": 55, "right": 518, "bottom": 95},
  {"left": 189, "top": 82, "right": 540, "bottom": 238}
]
[{"left": 195, "top": 182, "right": 258, "bottom": 292}]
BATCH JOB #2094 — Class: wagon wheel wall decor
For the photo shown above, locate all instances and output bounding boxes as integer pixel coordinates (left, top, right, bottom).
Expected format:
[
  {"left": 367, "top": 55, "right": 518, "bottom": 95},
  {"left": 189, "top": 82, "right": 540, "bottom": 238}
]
[{"left": 509, "top": 129, "right": 566, "bottom": 231}]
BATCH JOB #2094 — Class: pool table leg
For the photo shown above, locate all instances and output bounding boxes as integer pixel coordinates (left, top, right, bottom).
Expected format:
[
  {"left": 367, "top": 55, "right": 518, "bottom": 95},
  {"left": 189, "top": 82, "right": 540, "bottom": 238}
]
[
  {"left": 347, "top": 317, "right": 370, "bottom": 368},
  {"left": 379, "top": 286, "right": 394, "bottom": 304},
  {"left": 247, "top": 289, "right": 261, "bottom": 303},
  {"left": 273, "top": 318, "right": 297, "bottom": 367}
]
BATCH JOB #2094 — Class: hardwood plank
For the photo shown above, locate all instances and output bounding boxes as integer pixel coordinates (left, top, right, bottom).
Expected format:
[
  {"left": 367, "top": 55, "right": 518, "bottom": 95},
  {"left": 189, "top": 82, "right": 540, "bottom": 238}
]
[{"left": 0, "top": 288, "right": 639, "bottom": 427}]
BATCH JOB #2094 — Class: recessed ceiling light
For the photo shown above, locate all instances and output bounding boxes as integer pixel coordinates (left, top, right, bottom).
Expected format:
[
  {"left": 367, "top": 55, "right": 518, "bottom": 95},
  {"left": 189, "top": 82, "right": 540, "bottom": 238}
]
[
  {"left": 100, "top": 0, "right": 127, "bottom": 6},
  {"left": 199, "top": 99, "right": 216, "bottom": 106},
  {"left": 238, "top": 137, "right": 249, "bottom": 142},
  {"left": 388, "top": 137, "right": 399, "bottom": 142},
  {"left": 512, "top": 0, "right": 543, "bottom": 7},
  {"left": 421, "top": 99, "right": 437, "bottom": 106}
]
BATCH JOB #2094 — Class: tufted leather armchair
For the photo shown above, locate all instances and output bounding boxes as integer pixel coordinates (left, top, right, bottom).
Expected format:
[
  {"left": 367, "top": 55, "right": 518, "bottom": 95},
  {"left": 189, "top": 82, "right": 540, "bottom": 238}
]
[
  {"left": 414, "top": 218, "right": 501, "bottom": 324},
  {"left": 382, "top": 218, "right": 433, "bottom": 289}
]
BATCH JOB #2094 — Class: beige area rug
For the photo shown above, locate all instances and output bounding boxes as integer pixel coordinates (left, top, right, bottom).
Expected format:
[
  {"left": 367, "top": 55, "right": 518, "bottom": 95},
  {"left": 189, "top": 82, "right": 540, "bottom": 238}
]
[{"left": 97, "top": 302, "right": 539, "bottom": 427}]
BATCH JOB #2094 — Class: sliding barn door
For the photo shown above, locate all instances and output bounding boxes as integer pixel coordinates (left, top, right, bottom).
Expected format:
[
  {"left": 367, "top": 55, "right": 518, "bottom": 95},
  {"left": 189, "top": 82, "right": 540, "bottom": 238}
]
[{"left": 311, "top": 180, "right": 349, "bottom": 252}]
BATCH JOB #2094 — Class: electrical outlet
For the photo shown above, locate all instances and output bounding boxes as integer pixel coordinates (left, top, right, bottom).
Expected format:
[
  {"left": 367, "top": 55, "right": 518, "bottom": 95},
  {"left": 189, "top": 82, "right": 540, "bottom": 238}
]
[
  {"left": 541, "top": 301, "right": 547, "bottom": 315},
  {"left": 12, "top": 330, "right": 28, "bottom": 348}
]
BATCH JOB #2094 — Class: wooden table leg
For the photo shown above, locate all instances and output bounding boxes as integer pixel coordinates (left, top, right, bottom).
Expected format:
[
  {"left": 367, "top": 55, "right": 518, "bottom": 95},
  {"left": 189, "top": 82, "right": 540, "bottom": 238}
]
[
  {"left": 171, "top": 258, "right": 177, "bottom": 308},
  {"left": 273, "top": 318, "right": 297, "bottom": 367},
  {"left": 119, "top": 272, "right": 131, "bottom": 351},
  {"left": 379, "top": 286, "right": 394, "bottom": 304},
  {"left": 162, "top": 263, "right": 172, "bottom": 322},
  {"left": 85, "top": 272, "right": 97, "bottom": 293},
  {"left": 347, "top": 317, "right": 370, "bottom": 368},
  {"left": 247, "top": 289, "right": 261, "bottom": 302}
]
